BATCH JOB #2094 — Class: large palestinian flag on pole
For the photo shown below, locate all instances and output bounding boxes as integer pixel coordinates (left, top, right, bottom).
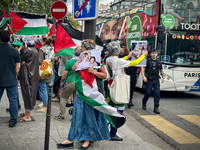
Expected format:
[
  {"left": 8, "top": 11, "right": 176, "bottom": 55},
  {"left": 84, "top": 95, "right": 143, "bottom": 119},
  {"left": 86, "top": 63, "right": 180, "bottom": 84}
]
[
  {"left": 54, "top": 23, "right": 103, "bottom": 56},
  {"left": 54, "top": 23, "right": 76, "bottom": 56},
  {"left": 8, "top": 10, "right": 27, "bottom": 34},
  {"left": 0, "top": 9, "right": 8, "bottom": 29},
  {"left": 13, "top": 12, "right": 48, "bottom": 35}
]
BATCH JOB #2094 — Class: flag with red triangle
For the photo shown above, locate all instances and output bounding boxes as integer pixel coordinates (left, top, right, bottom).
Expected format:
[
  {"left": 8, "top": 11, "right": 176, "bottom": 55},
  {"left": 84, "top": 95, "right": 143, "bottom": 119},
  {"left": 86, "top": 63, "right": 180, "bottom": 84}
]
[
  {"left": 8, "top": 10, "right": 27, "bottom": 34},
  {"left": 48, "top": 23, "right": 55, "bottom": 37},
  {"left": 54, "top": 23, "right": 103, "bottom": 57},
  {"left": 0, "top": 9, "right": 8, "bottom": 29},
  {"left": 54, "top": 23, "right": 76, "bottom": 56}
]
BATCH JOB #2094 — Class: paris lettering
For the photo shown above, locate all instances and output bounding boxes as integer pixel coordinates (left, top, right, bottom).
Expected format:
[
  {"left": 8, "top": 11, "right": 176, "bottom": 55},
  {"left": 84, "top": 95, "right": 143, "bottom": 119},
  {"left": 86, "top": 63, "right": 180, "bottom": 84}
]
[{"left": 184, "top": 73, "right": 200, "bottom": 77}]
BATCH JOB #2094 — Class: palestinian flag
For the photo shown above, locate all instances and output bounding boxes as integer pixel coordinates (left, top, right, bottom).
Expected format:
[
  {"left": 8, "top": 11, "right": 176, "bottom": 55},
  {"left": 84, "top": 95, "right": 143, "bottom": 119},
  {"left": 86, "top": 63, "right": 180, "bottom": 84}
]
[
  {"left": 54, "top": 23, "right": 103, "bottom": 57},
  {"left": 14, "top": 12, "right": 48, "bottom": 35},
  {"left": 54, "top": 23, "right": 76, "bottom": 56},
  {"left": 47, "top": 18, "right": 53, "bottom": 31},
  {"left": 0, "top": 9, "right": 8, "bottom": 29},
  {"left": 8, "top": 10, "right": 27, "bottom": 34},
  {"left": 77, "top": 70, "right": 126, "bottom": 128}
]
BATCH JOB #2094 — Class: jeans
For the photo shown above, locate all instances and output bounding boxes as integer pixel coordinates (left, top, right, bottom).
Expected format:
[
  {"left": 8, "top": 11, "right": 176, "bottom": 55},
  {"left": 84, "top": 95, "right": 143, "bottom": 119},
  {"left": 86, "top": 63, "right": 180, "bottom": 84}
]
[
  {"left": 110, "top": 109, "right": 124, "bottom": 137},
  {"left": 39, "top": 82, "right": 49, "bottom": 106},
  {"left": 142, "top": 78, "right": 160, "bottom": 107},
  {"left": 17, "top": 90, "right": 20, "bottom": 105},
  {"left": 0, "top": 85, "right": 18, "bottom": 124},
  {"left": 51, "top": 71, "right": 55, "bottom": 97},
  {"left": 129, "top": 75, "right": 137, "bottom": 102}
]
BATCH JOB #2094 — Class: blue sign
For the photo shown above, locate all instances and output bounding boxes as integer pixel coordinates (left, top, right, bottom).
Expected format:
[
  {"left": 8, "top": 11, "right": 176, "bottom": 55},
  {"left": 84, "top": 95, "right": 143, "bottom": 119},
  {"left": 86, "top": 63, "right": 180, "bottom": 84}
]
[
  {"left": 72, "top": 0, "right": 99, "bottom": 21},
  {"left": 161, "top": 55, "right": 170, "bottom": 63}
]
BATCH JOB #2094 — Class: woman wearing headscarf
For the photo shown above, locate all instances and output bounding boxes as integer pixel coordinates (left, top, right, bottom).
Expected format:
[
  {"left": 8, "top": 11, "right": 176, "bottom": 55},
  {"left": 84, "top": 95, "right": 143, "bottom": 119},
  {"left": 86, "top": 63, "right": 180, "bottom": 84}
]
[
  {"left": 17, "top": 36, "right": 39, "bottom": 122},
  {"left": 37, "top": 37, "right": 54, "bottom": 113},
  {"left": 106, "top": 41, "right": 148, "bottom": 141},
  {"left": 57, "top": 39, "right": 110, "bottom": 150}
]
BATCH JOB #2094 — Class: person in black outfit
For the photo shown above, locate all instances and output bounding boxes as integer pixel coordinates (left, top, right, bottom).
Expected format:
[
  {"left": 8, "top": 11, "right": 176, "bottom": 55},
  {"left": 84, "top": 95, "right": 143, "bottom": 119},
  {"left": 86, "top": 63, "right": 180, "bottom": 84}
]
[
  {"left": 141, "top": 49, "right": 165, "bottom": 114},
  {"left": 103, "top": 49, "right": 110, "bottom": 98},
  {"left": 118, "top": 43, "right": 127, "bottom": 58},
  {"left": 125, "top": 64, "right": 138, "bottom": 108}
]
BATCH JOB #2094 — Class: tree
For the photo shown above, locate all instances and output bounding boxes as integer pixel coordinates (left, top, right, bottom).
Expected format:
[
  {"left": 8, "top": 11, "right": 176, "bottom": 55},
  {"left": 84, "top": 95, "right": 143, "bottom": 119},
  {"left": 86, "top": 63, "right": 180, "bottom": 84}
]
[
  {"left": 67, "top": 13, "right": 80, "bottom": 29},
  {"left": 0, "top": 0, "right": 80, "bottom": 29}
]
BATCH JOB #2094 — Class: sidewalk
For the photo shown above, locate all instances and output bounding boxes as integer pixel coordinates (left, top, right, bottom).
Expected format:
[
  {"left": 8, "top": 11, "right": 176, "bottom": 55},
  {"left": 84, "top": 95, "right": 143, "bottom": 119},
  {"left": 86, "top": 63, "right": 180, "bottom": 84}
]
[{"left": 0, "top": 89, "right": 163, "bottom": 150}]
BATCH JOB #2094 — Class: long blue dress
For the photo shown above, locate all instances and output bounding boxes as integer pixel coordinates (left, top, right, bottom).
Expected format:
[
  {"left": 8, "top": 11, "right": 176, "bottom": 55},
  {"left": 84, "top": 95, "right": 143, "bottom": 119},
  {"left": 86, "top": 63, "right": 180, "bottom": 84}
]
[{"left": 67, "top": 94, "right": 110, "bottom": 141}]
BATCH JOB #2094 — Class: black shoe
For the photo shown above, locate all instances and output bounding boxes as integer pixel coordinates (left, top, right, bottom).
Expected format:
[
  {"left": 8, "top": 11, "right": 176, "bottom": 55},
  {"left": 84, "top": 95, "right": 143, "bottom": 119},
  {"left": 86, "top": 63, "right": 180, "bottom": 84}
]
[
  {"left": 127, "top": 102, "right": 134, "bottom": 108},
  {"left": 142, "top": 101, "right": 146, "bottom": 110},
  {"left": 154, "top": 107, "right": 160, "bottom": 114},
  {"left": 57, "top": 142, "right": 74, "bottom": 148},
  {"left": 8, "top": 122, "right": 16, "bottom": 127},
  {"left": 79, "top": 143, "right": 91, "bottom": 150},
  {"left": 66, "top": 104, "right": 71, "bottom": 107},
  {"left": 110, "top": 135, "right": 123, "bottom": 141}
]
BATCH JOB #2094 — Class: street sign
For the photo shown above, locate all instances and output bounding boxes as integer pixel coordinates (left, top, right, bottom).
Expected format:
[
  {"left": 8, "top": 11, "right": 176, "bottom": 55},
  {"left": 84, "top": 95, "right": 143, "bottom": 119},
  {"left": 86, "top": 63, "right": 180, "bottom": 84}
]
[
  {"left": 72, "top": 0, "right": 99, "bottom": 21},
  {"left": 51, "top": 1, "right": 67, "bottom": 20}
]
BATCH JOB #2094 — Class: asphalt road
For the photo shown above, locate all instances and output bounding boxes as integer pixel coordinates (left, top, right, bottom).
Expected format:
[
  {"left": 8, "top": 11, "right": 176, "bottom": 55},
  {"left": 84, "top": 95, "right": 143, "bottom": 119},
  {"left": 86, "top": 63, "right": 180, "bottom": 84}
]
[{"left": 125, "top": 88, "right": 200, "bottom": 150}]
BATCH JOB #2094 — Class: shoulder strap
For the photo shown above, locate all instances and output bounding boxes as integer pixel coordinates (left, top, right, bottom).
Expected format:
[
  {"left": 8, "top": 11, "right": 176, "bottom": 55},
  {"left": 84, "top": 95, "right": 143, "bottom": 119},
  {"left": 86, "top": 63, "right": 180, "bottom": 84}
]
[{"left": 116, "top": 58, "right": 119, "bottom": 75}]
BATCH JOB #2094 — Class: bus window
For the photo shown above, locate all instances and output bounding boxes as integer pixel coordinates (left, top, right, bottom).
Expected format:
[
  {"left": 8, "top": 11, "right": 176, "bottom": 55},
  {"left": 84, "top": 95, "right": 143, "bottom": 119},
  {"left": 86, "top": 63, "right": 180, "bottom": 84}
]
[
  {"left": 161, "top": 0, "right": 200, "bottom": 30},
  {"left": 160, "top": 32, "right": 200, "bottom": 66}
]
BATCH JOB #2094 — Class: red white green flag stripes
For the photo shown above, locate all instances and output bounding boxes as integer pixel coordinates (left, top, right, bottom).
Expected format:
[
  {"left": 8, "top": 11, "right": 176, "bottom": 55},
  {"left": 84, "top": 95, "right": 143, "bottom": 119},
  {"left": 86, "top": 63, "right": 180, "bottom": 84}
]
[
  {"left": 0, "top": 9, "right": 8, "bottom": 28},
  {"left": 14, "top": 12, "right": 48, "bottom": 35},
  {"left": 8, "top": 10, "right": 28, "bottom": 34},
  {"left": 54, "top": 23, "right": 76, "bottom": 57},
  {"left": 76, "top": 70, "right": 126, "bottom": 128}
]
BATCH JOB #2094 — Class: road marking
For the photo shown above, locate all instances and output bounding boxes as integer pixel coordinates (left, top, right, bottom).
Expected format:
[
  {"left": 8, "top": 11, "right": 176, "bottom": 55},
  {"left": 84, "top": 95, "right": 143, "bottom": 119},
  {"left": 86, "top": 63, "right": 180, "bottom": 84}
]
[
  {"left": 178, "top": 115, "right": 200, "bottom": 127},
  {"left": 140, "top": 115, "right": 200, "bottom": 144}
]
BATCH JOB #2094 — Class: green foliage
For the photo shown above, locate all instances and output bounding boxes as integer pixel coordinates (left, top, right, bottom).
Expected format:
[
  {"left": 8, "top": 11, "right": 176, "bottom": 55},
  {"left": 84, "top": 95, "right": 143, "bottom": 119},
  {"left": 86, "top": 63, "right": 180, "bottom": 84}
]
[
  {"left": 0, "top": 0, "right": 80, "bottom": 29},
  {"left": 67, "top": 13, "right": 80, "bottom": 29}
]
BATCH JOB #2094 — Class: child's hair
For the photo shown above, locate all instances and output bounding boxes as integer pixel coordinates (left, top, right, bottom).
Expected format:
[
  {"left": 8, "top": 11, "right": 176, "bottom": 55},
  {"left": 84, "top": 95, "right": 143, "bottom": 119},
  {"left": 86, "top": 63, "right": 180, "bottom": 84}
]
[
  {"left": 42, "top": 37, "right": 51, "bottom": 45},
  {"left": 90, "top": 56, "right": 96, "bottom": 62}
]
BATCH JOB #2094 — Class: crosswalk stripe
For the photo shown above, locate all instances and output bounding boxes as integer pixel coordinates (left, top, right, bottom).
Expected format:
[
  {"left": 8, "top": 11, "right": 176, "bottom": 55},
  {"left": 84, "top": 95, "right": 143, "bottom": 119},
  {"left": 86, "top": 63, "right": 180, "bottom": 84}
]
[
  {"left": 178, "top": 115, "right": 200, "bottom": 128},
  {"left": 140, "top": 115, "right": 200, "bottom": 144}
]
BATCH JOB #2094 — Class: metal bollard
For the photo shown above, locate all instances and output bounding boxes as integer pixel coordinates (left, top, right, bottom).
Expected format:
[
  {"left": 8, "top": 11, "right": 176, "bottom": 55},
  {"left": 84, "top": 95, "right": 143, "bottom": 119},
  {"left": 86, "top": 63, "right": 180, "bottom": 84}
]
[{"left": 44, "top": 84, "right": 53, "bottom": 150}]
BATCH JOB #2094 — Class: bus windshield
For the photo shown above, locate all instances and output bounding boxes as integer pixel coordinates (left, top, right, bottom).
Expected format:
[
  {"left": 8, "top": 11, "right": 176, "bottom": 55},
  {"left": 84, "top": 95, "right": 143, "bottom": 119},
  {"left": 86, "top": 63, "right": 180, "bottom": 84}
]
[
  {"left": 161, "top": 0, "right": 200, "bottom": 31},
  {"left": 159, "top": 31, "right": 200, "bottom": 66}
]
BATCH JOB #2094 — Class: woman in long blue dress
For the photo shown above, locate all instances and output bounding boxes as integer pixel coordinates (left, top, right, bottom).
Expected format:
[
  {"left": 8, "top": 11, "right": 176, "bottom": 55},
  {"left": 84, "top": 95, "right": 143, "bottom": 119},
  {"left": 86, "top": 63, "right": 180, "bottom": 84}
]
[{"left": 57, "top": 39, "right": 110, "bottom": 150}]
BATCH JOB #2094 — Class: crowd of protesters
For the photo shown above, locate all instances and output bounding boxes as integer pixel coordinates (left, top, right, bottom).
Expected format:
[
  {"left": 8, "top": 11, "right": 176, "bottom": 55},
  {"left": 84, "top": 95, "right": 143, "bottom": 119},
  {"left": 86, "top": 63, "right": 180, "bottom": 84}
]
[{"left": 0, "top": 29, "right": 164, "bottom": 150}]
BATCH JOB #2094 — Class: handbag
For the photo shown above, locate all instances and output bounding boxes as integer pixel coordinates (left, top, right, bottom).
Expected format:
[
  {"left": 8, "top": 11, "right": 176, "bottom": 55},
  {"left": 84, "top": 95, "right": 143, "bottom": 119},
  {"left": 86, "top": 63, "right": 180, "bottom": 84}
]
[
  {"left": 39, "top": 58, "right": 52, "bottom": 80},
  {"left": 60, "top": 72, "right": 74, "bottom": 87},
  {"left": 110, "top": 59, "right": 130, "bottom": 104}
]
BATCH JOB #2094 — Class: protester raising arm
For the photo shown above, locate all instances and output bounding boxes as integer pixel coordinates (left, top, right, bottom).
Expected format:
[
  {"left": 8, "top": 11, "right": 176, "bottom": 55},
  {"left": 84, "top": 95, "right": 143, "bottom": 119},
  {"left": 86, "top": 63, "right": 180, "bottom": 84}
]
[{"left": 122, "top": 51, "right": 148, "bottom": 66}]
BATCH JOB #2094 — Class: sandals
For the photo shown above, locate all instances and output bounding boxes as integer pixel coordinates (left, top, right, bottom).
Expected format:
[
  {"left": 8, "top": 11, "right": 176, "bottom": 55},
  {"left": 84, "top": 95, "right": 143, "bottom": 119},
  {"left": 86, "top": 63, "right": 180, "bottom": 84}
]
[
  {"left": 19, "top": 113, "right": 25, "bottom": 117},
  {"left": 17, "top": 116, "right": 35, "bottom": 122}
]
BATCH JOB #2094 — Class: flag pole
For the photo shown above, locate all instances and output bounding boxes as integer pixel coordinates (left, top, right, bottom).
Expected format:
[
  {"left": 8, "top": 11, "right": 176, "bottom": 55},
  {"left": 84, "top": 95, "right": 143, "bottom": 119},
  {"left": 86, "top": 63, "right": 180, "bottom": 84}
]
[{"left": 7, "top": 9, "right": 15, "bottom": 42}]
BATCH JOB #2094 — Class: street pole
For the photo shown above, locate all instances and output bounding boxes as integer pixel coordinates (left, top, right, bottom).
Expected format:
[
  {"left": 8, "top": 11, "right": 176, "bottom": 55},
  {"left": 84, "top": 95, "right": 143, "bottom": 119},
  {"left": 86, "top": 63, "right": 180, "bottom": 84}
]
[
  {"left": 44, "top": 84, "right": 53, "bottom": 150},
  {"left": 84, "top": 20, "right": 96, "bottom": 40}
]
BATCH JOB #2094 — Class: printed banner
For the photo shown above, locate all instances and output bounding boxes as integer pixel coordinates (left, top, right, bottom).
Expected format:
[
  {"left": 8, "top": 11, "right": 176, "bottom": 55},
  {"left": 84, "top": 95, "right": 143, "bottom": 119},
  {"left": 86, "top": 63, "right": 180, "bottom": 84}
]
[
  {"left": 76, "top": 49, "right": 101, "bottom": 71},
  {"left": 131, "top": 40, "right": 147, "bottom": 66}
]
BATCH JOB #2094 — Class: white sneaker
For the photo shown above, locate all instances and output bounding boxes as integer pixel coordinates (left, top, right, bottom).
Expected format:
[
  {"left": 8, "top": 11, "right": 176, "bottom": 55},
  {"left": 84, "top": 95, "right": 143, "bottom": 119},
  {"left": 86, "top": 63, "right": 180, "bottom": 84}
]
[
  {"left": 52, "top": 97, "right": 59, "bottom": 101},
  {"left": 38, "top": 102, "right": 43, "bottom": 108},
  {"left": 37, "top": 107, "right": 47, "bottom": 113}
]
